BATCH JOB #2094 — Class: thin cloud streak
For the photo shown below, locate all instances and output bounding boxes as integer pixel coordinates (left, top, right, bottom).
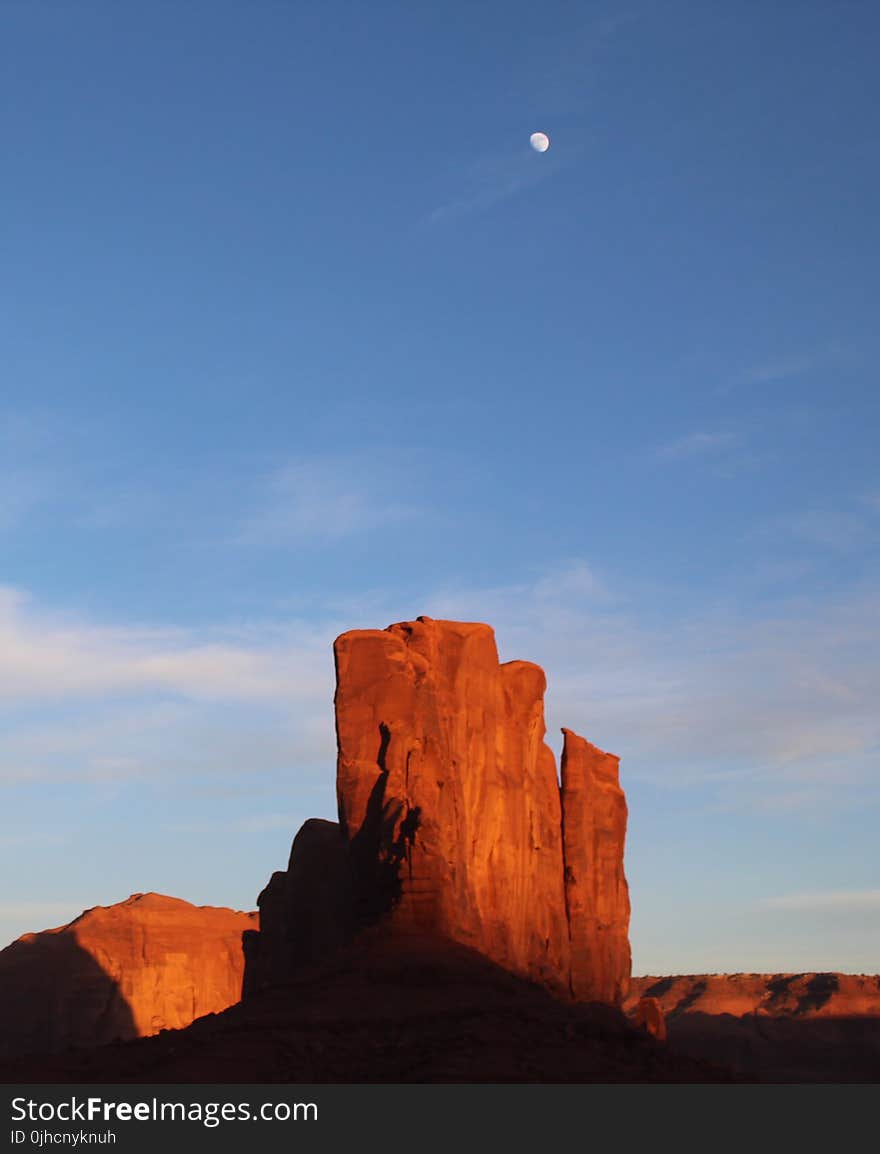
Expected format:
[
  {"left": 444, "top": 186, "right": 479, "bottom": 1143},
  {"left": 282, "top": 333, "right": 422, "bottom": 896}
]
[
  {"left": 0, "top": 469, "right": 54, "bottom": 531},
  {"left": 754, "top": 500, "right": 878, "bottom": 554},
  {"left": 1, "top": 559, "right": 879, "bottom": 814},
  {"left": 740, "top": 356, "right": 815, "bottom": 386},
  {"left": 236, "top": 457, "right": 417, "bottom": 546},
  {"left": 0, "top": 410, "right": 69, "bottom": 531},
  {"left": 786, "top": 508, "right": 872, "bottom": 552},
  {"left": 424, "top": 8, "right": 638, "bottom": 225},
  {"left": 423, "top": 122, "right": 581, "bottom": 226},
  {"left": 412, "top": 562, "right": 880, "bottom": 810},
  {"left": 654, "top": 430, "right": 739, "bottom": 461},
  {"left": 0, "top": 585, "right": 331, "bottom": 704},
  {"left": 761, "top": 890, "right": 880, "bottom": 912}
]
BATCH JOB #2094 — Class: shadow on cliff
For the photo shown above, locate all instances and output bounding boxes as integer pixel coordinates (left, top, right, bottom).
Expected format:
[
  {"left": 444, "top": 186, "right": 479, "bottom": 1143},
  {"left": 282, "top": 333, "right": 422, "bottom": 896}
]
[
  {"left": 0, "top": 932, "right": 137, "bottom": 1060},
  {"left": 641, "top": 976, "right": 708, "bottom": 1014},
  {"left": 764, "top": 972, "right": 840, "bottom": 1014},
  {"left": 346, "top": 722, "right": 422, "bottom": 930},
  {"left": 642, "top": 972, "right": 844, "bottom": 1019},
  {"left": 0, "top": 931, "right": 742, "bottom": 1084},
  {"left": 242, "top": 730, "right": 428, "bottom": 1001}
]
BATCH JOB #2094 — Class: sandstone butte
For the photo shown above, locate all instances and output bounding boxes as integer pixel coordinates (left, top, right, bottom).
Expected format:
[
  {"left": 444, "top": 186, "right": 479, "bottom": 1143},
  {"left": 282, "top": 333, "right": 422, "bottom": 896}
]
[
  {"left": 247, "top": 616, "right": 632, "bottom": 1005},
  {"left": 0, "top": 893, "right": 257, "bottom": 1058}
]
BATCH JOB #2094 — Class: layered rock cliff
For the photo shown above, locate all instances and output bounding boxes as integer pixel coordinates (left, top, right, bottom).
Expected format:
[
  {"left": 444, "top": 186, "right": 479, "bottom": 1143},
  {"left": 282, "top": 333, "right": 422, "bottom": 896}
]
[
  {"left": 624, "top": 973, "right": 880, "bottom": 1081},
  {"left": 248, "top": 616, "right": 631, "bottom": 1004},
  {"left": 0, "top": 893, "right": 257, "bottom": 1057},
  {"left": 627, "top": 972, "right": 880, "bottom": 1019}
]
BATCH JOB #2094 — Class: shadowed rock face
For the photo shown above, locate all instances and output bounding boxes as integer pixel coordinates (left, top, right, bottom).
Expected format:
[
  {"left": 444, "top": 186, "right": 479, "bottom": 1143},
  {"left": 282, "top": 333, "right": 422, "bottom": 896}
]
[
  {"left": 244, "top": 819, "right": 354, "bottom": 995},
  {"left": 0, "top": 893, "right": 257, "bottom": 1058},
  {"left": 248, "top": 616, "right": 632, "bottom": 1005},
  {"left": 1, "top": 934, "right": 737, "bottom": 1085}
]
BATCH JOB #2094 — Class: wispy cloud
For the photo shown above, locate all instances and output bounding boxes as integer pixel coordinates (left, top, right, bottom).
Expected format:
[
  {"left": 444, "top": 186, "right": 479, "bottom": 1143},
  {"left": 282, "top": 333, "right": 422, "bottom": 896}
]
[
  {"left": 786, "top": 508, "right": 871, "bottom": 552},
  {"left": 404, "top": 562, "right": 880, "bottom": 812},
  {"left": 2, "top": 552, "right": 879, "bottom": 810},
  {"left": 237, "top": 456, "right": 417, "bottom": 546},
  {"left": 738, "top": 355, "right": 815, "bottom": 387},
  {"left": 518, "top": 7, "right": 638, "bottom": 118},
  {"left": 0, "top": 586, "right": 342, "bottom": 784},
  {"left": 0, "top": 411, "right": 60, "bottom": 531},
  {"left": 532, "top": 561, "right": 609, "bottom": 603},
  {"left": 757, "top": 502, "right": 877, "bottom": 553},
  {"left": 761, "top": 890, "right": 880, "bottom": 912},
  {"left": 74, "top": 488, "right": 160, "bottom": 531},
  {"left": 425, "top": 142, "right": 571, "bottom": 225},
  {"left": 711, "top": 351, "right": 822, "bottom": 397},
  {"left": 654, "top": 430, "right": 739, "bottom": 461},
  {"left": 422, "top": 8, "right": 639, "bottom": 225},
  {"left": 0, "top": 586, "right": 328, "bottom": 704},
  {"left": 0, "top": 468, "right": 52, "bottom": 531}
]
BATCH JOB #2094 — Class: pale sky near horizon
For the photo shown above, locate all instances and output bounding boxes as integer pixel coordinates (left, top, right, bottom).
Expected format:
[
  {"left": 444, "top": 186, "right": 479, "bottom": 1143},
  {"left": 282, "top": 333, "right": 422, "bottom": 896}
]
[{"left": 1, "top": 1, "right": 878, "bottom": 974}]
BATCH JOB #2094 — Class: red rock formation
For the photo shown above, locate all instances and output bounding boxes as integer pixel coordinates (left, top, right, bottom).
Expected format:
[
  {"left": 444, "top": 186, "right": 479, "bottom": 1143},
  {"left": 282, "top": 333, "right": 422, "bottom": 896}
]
[
  {"left": 334, "top": 619, "right": 571, "bottom": 992},
  {"left": 0, "top": 893, "right": 257, "bottom": 1058},
  {"left": 633, "top": 996, "right": 667, "bottom": 1042},
  {"left": 627, "top": 972, "right": 880, "bottom": 1019},
  {"left": 245, "top": 617, "right": 632, "bottom": 1004},
  {"left": 244, "top": 818, "right": 353, "bottom": 994},
  {"left": 329, "top": 616, "right": 631, "bottom": 1002},
  {"left": 561, "top": 728, "right": 631, "bottom": 1003},
  {"left": 624, "top": 973, "right": 880, "bottom": 1081}
]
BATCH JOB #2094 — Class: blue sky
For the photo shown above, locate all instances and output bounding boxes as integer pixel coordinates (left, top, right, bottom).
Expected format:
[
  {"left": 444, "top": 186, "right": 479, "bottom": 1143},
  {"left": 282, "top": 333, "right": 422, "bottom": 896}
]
[{"left": 1, "top": 1, "right": 878, "bottom": 974}]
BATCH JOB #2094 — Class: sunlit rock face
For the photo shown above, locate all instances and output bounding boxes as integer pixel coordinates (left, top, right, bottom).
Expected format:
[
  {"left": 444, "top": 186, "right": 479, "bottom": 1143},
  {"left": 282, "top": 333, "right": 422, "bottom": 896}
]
[
  {"left": 0, "top": 893, "right": 257, "bottom": 1057},
  {"left": 250, "top": 616, "right": 632, "bottom": 1005},
  {"left": 334, "top": 618, "right": 574, "bottom": 994},
  {"left": 633, "top": 996, "right": 667, "bottom": 1042},
  {"left": 561, "top": 728, "right": 632, "bottom": 1004},
  {"left": 626, "top": 973, "right": 880, "bottom": 1019}
]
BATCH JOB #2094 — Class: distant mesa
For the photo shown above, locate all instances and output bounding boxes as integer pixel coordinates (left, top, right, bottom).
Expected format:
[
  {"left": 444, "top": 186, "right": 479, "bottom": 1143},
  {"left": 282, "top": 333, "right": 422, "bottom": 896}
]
[
  {"left": 0, "top": 893, "right": 257, "bottom": 1058},
  {"left": 625, "top": 973, "right": 880, "bottom": 1081},
  {"left": 627, "top": 972, "right": 880, "bottom": 1020},
  {"left": 245, "top": 616, "right": 632, "bottom": 1005}
]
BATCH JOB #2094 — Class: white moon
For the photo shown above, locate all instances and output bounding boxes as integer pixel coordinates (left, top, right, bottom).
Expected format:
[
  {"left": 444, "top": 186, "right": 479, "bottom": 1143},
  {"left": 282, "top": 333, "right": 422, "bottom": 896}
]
[{"left": 529, "top": 131, "right": 550, "bottom": 153}]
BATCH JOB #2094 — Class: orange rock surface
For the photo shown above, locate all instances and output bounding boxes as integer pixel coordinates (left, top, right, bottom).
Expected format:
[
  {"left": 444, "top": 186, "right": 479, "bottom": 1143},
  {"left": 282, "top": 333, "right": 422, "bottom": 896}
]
[
  {"left": 0, "top": 893, "right": 257, "bottom": 1057},
  {"left": 627, "top": 972, "right": 880, "bottom": 1019},
  {"left": 633, "top": 996, "right": 667, "bottom": 1042},
  {"left": 328, "top": 616, "right": 632, "bottom": 1001},
  {"left": 561, "top": 728, "right": 631, "bottom": 1003}
]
